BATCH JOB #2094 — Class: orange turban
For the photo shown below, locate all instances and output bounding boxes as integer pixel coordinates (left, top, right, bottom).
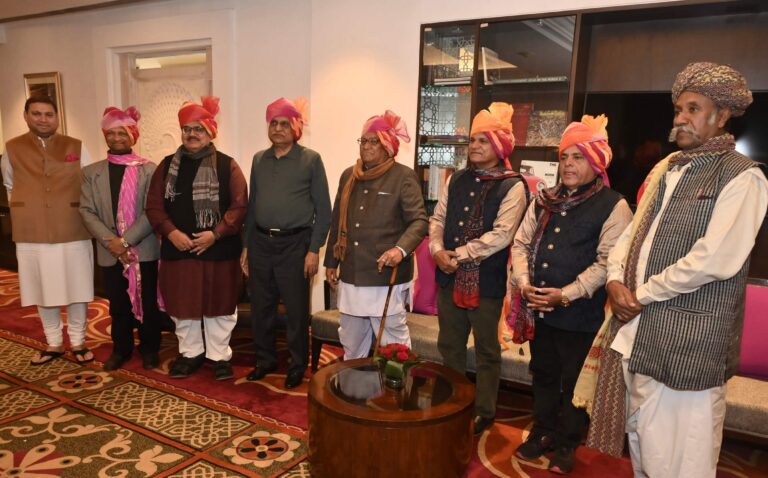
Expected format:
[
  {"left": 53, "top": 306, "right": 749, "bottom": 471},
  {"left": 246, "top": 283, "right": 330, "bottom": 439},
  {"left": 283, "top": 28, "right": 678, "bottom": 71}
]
[
  {"left": 178, "top": 96, "right": 220, "bottom": 139},
  {"left": 101, "top": 106, "right": 140, "bottom": 145},
  {"left": 266, "top": 97, "right": 308, "bottom": 141},
  {"left": 470, "top": 102, "right": 515, "bottom": 166},
  {"left": 360, "top": 110, "right": 410, "bottom": 157},
  {"left": 559, "top": 114, "right": 613, "bottom": 186}
]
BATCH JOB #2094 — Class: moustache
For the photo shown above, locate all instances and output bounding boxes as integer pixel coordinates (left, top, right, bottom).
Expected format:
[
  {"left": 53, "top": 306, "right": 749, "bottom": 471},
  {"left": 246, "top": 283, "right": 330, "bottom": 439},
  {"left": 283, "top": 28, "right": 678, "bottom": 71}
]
[{"left": 668, "top": 125, "right": 698, "bottom": 142}]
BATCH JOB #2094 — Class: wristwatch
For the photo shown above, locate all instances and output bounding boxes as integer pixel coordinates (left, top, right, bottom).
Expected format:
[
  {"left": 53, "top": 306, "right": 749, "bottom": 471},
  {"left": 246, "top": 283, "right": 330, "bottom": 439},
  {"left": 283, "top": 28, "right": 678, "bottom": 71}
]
[
  {"left": 560, "top": 290, "right": 571, "bottom": 308},
  {"left": 119, "top": 237, "right": 130, "bottom": 249}
]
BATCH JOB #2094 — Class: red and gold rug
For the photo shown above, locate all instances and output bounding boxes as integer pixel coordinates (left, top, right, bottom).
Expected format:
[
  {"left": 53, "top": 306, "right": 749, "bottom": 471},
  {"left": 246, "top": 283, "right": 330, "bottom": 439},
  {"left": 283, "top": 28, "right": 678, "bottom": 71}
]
[{"left": 0, "top": 269, "right": 765, "bottom": 477}]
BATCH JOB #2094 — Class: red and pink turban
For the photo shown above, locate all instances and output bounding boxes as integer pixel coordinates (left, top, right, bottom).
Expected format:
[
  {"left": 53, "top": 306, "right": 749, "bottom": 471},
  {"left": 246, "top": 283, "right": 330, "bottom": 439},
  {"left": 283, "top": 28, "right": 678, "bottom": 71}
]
[
  {"left": 266, "top": 97, "right": 308, "bottom": 141},
  {"left": 559, "top": 114, "right": 613, "bottom": 186},
  {"left": 360, "top": 110, "right": 410, "bottom": 157},
  {"left": 101, "top": 106, "right": 140, "bottom": 145},
  {"left": 470, "top": 102, "right": 516, "bottom": 167},
  {"left": 178, "top": 96, "right": 220, "bottom": 139}
]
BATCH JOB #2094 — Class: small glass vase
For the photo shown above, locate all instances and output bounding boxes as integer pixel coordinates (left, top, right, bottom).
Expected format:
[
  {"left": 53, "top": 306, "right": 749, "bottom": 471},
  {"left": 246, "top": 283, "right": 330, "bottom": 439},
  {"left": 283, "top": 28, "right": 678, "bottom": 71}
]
[{"left": 384, "top": 375, "right": 404, "bottom": 390}]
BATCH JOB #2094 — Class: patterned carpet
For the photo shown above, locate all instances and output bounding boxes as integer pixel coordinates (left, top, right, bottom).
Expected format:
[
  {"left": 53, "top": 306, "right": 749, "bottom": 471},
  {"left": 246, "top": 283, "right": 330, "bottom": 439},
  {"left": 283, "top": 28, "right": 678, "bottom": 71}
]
[{"left": 0, "top": 269, "right": 765, "bottom": 477}]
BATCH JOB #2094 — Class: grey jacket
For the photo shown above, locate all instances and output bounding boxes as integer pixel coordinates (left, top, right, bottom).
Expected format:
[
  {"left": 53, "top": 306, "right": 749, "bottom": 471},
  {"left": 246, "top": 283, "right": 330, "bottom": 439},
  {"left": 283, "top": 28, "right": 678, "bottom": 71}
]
[{"left": 80, "top": 159, "right": 159, "bottom": 266}]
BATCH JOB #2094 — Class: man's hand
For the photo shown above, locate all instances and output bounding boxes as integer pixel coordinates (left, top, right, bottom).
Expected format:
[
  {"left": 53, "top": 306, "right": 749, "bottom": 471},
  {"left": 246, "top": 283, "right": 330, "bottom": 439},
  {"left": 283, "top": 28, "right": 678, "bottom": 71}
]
[
  {"left": 304, "top": 251, "right": 319, "bottom": 278},
  {"left": 117, "top": 250, "right": 133, "bottom": 266},
  {"left": 103, "top": 236, "right": 127, "bottom": 258},
  {"left": 607, "top": 280, "right": 643, "bottom": 322},
  {"left": 190, "top": 231, "right": 216, "bottom": 255},
  {"left": 433, "top": 250, "right": 459, "bottom": 274},
  {"left": 326, "top": 267, "right": 339, "bottom": 289},
  {"left": 240, "top": 249, "right": 249, "bottom": 277},
  {"left": 167, "top": 229, "right": 194, "bottom": 252},
  {"left": 522, "top": 285, "right": 560, "bottom": 312},
  {"left": 377, "top": 247, "right": 404, "bottom": 273}
]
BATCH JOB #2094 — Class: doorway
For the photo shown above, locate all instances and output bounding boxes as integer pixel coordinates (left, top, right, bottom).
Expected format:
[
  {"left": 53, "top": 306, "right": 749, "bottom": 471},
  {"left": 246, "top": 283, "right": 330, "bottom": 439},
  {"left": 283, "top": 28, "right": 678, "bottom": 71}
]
[{"left": 119, "top": 46, "right": 212, "bottom": 162}]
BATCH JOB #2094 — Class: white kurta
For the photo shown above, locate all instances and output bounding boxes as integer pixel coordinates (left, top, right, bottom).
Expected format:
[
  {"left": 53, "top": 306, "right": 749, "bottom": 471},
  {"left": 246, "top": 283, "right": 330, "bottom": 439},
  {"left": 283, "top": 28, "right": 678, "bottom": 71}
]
[
  {"left": 606, "top": 165, "right": 768, "bottom": 478},
  {"left": 16, "top": 241, "right": 94, "bottom": 307},
  {"left": 337, "top": 281, "right": 412, "bottom": 359}
]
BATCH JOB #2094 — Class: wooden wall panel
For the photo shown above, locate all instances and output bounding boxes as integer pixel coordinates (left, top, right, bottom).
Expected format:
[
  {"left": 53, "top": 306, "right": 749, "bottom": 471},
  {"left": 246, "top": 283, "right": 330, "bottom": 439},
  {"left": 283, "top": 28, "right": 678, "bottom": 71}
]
[{"left": 586, "top": 13, "right": 768, "bottom": 92}]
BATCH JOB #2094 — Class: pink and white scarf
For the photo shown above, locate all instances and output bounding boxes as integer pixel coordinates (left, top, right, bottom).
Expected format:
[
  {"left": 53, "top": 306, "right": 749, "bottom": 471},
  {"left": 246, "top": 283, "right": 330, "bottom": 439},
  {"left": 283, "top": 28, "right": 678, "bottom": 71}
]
[{"left": 108, "top": 152, "right": 149, "bottom": 322}]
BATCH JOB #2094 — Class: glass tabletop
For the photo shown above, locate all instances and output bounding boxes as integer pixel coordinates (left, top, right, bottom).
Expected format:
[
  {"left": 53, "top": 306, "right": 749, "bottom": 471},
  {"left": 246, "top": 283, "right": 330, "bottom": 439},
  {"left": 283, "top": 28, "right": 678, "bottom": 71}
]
[{"left": 329, "top": 363, "right": 454, "bottom": 411}]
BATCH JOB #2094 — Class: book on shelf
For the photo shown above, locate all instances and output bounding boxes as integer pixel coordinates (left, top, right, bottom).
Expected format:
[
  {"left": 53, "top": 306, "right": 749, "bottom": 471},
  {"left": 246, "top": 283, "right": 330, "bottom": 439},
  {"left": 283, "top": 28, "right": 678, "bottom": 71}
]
[
  {"left": 425, "top": 165, "right": 455, "bottom": 201},
  {"left": 511, "top": 103, "right": 534, "bottom": 146}
]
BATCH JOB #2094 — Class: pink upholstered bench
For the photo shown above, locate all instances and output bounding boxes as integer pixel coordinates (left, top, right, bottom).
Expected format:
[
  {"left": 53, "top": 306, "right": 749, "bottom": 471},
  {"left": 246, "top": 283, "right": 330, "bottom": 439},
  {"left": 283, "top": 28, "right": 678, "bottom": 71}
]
[{"left": 724, "top": 279, "right": 768, "bottom": 441}]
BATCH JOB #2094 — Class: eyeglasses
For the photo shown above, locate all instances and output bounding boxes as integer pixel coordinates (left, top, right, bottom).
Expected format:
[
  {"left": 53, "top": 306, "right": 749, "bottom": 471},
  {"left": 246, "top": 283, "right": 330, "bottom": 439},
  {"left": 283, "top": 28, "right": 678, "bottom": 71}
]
[
  {"left": 182, "top": 125, "right": 207, "bottom": 134},
  {"left": 269, "top": 120, "right": 292, "bottom": 130},
  {"left": 357, "top": 138, "right": 381, "bottom": 146}
]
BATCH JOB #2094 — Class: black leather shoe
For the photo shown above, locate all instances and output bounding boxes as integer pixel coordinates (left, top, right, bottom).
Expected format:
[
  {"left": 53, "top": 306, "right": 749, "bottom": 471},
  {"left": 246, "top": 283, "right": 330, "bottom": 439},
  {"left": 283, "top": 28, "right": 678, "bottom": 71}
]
[
  {"left": 548, "top": 447, "right": 575, "bottom": 474},
  {"left": 284, "top": 369, "right": 304, "bottom": 389},
  {"left": 246, "top": 364, "right": 277, "bottom": 381},
  {"left": 214, "top": 360, "right": 234, "bottom": 381},
  {"left": 103, "top": 353, "right": 128, "bottom": 371},
  {"left": 141, "top": 352, "right": 160, "bottom": 370},
  {"left": 473, "top": 415, "right": 495, "bottom": 435},
  {"left": 168, "top": 354, "right": 205, "bottom": 379},
  {"left": 515, "top": 433, "right": 554, "bottom": 461}
]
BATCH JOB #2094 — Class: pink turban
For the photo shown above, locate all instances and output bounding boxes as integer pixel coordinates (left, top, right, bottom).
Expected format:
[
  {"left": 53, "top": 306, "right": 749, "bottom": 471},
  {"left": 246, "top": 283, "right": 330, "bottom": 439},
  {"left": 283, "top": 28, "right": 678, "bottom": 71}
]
[
  {"left": 266, "top": 97, "right": 308, "bottom": 141},
  {"left": 470, "top": 102, "right": 516, "bottom": 166},
  {"left": 101, "top": 106, "right": 140, "bottom": 145},
  {"left": 559, "top": 114, "right": 613, "bottom": 186},
  {"left": 360, "top": 110, "right": 410, "bottom": 157},
  {"left": 178, "top": 96, "right": 220, "bottom": 139}
]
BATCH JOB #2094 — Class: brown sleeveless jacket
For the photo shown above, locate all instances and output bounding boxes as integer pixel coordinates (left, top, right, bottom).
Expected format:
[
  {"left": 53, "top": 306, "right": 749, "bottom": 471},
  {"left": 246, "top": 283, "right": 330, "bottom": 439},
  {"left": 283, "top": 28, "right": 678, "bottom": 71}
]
[{"left": 5, "top": 132, "right": 90, "bottom": 243}]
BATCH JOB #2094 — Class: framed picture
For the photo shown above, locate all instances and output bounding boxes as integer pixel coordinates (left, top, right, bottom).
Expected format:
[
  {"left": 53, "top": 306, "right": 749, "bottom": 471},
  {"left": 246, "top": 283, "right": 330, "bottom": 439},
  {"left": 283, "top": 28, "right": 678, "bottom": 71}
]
[
  {"left": 521, "top": 159, "right": 560, "bottom": 189},
  {"left": 24, "top": 72, "right": 66, "bottom": 134}
]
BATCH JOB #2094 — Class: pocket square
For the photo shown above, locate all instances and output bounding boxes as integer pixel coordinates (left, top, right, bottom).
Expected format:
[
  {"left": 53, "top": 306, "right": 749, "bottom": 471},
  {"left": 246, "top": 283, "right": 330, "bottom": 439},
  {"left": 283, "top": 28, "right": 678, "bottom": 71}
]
[
  {"left": 377, "top": 191, "right": 392, "bottom": 195},
  {"left": 695, "top": 187, "right": 712, "bottom": 200}
]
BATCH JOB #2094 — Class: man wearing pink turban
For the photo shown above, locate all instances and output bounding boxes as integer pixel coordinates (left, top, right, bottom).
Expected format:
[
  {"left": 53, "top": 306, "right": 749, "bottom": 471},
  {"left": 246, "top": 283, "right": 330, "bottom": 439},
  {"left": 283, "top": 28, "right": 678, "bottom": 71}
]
[
  {"left": 243, "top": 97, "right": 331, "bottom": 389},
  {"left": 146, "top": 96, "right": 248, "bottom": 381},
  {"left": 429, "top": 102, "right": 528, "bottom": 435},
  {"left": 510, "top": 114, "right": 632, "bottom": 474},
  {"left": 324, "top": 110, "right": 428, "bottom": 360},
  {"left": 80, "top": 106, "right": 162, "bottom": 371}
]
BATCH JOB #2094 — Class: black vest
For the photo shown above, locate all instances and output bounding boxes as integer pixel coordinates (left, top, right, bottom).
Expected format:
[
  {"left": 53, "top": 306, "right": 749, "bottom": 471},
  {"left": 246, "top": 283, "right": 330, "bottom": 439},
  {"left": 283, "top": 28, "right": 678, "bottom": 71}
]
[
  {"left": 436, "top": 169, "right": 522, "bottom": 298},
  {"left": 159, "top": 150, "right": 241, "bottom": 261},
  {"left": 533, "top": 185, "right": 623, "bottom": 333}
]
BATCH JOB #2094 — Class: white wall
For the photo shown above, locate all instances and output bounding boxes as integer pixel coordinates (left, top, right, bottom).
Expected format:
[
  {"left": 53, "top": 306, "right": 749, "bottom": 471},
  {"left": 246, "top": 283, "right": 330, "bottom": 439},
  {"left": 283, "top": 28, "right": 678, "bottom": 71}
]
[
  {"left": 309, "top": 0, "right": 678, "bottom": 202},
  {"left": 0, "top": 0, "right": 311, "bottom": 174},
  {"left": 0, "top": 0, "right": 675, "bottom": 316}
]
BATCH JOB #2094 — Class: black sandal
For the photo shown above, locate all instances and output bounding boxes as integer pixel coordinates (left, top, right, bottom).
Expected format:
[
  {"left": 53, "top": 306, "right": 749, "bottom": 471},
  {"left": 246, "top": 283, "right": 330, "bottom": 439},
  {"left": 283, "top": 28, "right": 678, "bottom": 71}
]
[
  {"left": 30, "top": 350, "right": 65, "bottom": 366},
  {"left": 72, "top": 347, "right": 94, "bottom": 364}
]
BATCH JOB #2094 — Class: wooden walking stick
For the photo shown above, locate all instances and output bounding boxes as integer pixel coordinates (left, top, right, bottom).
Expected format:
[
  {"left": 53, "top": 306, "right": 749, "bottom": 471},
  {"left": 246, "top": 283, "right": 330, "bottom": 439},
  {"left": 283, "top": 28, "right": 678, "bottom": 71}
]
[{"left": 372, "top": 264, "right": 399, "bottom": 358}]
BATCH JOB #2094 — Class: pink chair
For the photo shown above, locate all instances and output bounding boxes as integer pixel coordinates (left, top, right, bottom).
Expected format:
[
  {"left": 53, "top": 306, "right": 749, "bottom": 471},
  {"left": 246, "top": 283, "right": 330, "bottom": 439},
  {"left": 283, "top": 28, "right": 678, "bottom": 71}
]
[{"left": 739, "top": 281, "right": 768, "bottom": 379}]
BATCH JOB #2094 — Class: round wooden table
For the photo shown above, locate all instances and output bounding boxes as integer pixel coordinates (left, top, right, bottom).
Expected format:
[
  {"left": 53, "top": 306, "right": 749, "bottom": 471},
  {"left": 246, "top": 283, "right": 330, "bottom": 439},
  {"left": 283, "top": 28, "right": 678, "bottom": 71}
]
[{"left": 308, "top": 358, "right": 475, "bottom": 478}]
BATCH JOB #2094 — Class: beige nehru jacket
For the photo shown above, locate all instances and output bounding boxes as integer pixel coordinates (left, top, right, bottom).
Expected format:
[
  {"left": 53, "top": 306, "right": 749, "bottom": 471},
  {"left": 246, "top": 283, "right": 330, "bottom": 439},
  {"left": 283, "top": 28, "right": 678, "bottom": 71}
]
[{"left": 4, "top": 132, "right": 90, "bottom": 243}]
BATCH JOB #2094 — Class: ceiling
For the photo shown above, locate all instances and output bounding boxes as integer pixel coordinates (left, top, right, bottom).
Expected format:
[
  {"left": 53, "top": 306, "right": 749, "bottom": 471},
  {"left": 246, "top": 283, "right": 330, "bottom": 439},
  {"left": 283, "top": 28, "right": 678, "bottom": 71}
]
[{"left": 0, "top": 0, "right": 153, "bottom": 23}]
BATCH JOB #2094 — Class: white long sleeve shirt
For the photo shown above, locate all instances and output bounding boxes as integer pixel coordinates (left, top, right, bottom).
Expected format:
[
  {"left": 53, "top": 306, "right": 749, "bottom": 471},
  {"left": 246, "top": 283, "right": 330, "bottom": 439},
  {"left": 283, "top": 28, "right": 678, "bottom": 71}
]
[{"left": 609, "top": 165, "right": 768, "bottom": 357}]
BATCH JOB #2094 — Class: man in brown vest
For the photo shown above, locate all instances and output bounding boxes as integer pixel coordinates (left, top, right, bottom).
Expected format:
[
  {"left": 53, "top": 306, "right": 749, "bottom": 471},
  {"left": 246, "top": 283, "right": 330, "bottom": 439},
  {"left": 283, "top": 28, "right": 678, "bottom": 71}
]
[{"left": 1, "top": 97, "right": 94, "bottom": 365}]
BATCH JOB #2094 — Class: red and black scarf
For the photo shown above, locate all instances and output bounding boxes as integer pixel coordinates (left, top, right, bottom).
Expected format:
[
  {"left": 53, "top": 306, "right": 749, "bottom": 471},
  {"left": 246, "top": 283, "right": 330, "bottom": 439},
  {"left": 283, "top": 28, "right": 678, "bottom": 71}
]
[{"left": 453, "top": 166, "right": 519, "bottom": 309}]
